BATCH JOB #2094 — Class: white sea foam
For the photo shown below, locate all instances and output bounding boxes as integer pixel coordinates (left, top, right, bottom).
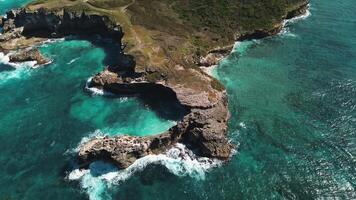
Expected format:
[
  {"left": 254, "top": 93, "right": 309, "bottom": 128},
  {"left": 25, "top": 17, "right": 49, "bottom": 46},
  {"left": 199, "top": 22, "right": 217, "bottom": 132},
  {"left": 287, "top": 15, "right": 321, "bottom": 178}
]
[
  {"left": 0, "top": 52, "right": 37, "bottom": 68},
  {"left": 0, "top": 52, "right": 35, "bottom": 83},
  {"left": 201, "top": 65, "right": 218, "bottom": 76},
  {"left": 231, "top": 40, "right": 256, "bottom": 56},
  {"left": 85, "top": 77, "right": 115, "bottom": 96},
  {"left": 280, "top": 6, "right": 311, "bottom": 37},
  {"left": 64, "top": 130, "right": 106, "bottom": 156},
  {"left": 239, "top": 122, "right": 247, "bottom": 129},
  {"left": 39, "top": 38, "right": 65, "bottom": 48},
  {"left": 67, "top": 142, "right": 224, "bottom": 200},
  {"left": 67, "top": 57, "right": 79, "bottom": 65}
]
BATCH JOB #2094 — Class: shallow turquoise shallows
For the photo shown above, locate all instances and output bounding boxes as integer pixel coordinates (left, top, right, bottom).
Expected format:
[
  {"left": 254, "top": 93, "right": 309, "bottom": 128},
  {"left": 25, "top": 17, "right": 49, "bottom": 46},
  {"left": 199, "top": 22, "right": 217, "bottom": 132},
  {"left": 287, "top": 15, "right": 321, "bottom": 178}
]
[{"left": 0, "top": 0, "right": 355, "bottom": 199}]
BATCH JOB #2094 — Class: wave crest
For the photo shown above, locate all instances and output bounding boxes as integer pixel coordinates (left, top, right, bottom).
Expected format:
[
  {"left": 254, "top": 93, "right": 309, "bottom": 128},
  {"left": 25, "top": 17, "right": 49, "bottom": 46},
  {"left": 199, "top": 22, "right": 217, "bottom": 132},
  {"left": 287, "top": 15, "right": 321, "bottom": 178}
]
[
  {"left": 67, "top": 141, "right": 223, "bottom": 200},
  {"left": 280, "top": 6, "right": 311, "bottom": 37},
  {"left": 85, "top": 77, "right": 115, "bottom": 96}
]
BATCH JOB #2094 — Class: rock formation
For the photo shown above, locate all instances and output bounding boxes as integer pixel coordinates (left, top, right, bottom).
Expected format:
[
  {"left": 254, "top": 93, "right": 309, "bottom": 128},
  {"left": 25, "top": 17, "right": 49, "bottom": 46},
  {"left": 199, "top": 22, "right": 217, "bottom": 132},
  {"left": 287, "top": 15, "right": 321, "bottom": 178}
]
[
  {"left": 235, "top": 2, "right": 310, "bottom": 41},
  {"left": 0, "top": 0, "right": 309, "bottom": 169},
  {"left": 9, "top": 49, "right": 50, "bottom": 65}
]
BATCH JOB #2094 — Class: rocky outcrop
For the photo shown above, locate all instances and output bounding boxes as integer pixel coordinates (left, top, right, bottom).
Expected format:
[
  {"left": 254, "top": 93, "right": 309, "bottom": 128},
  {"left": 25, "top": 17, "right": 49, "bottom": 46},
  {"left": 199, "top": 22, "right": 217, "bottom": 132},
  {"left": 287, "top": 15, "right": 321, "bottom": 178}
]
[
  {"left": 286, "top": 2, "right": 309, "bottom": 19},
  {"left": 9, "top": 49, "right": 50, "bottom": 65},
  {"left": 0, "top": 8, "right": 126, "bottom": 66},
  {"left": 79, "top": 69, "right": 232, "bottom": 168},
  {"left": 236, "top": 1, "right": 309, "bottom": 41},
  {"left": 1, "top": 8, "right": 123, "bottom": 40},
  {"left": 78, "top": 133, "right": 175, "bottom": 169}
]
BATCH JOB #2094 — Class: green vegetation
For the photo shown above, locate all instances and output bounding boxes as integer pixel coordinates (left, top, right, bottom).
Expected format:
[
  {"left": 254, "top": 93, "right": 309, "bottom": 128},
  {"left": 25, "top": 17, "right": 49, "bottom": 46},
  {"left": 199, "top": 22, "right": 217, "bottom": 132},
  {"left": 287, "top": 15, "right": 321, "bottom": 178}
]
[
  {"left": 87, "top": 0, "right": 132, "bottom": 8},
  {"left": 27, "top": 0, "right": 308, "bottom": 94},
  {"left": 170, "top": 0, "right": 307, "bottom": 35}
]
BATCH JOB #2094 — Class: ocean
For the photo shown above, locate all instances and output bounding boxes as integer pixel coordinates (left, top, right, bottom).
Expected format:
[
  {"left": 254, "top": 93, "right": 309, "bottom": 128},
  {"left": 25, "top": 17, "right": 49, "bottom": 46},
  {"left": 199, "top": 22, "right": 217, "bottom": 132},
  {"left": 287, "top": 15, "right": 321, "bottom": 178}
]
[{"left": 0, "top": 0, "right": 355, "bottom": 199}]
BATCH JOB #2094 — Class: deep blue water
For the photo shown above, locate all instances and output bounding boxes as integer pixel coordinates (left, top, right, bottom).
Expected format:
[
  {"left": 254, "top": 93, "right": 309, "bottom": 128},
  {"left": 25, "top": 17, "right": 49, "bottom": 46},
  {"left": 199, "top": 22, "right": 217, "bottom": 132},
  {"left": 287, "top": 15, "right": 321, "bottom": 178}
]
[{"left": 0, "top": 0, "right": 355, "bottom": 199}]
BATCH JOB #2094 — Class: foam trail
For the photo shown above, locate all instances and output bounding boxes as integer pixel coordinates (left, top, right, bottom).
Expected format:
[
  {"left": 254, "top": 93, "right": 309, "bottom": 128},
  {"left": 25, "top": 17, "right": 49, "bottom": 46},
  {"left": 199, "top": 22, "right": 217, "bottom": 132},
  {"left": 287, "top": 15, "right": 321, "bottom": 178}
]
[
  {"left": 39, "top": 38, "right": 65, "bottom": 48},
  {"left": 0, "top": 52, "right": 37, "bottom": 68},
  {"left": 280, "top": 6, "right": 311, "bottom": 37},
  {"left": 67, "top": 57, "right": 79, "bottom": 65},
  {"left": 68, "top": 142, "right": 223, "bottom": 200}
]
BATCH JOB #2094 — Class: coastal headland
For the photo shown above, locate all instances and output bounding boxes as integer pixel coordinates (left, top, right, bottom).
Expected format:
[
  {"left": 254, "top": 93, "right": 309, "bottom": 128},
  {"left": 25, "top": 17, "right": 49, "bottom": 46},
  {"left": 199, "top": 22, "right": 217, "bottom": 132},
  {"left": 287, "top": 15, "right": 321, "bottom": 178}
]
[{"left": 0, "top": 0, "right": 309, "bottom": 169}]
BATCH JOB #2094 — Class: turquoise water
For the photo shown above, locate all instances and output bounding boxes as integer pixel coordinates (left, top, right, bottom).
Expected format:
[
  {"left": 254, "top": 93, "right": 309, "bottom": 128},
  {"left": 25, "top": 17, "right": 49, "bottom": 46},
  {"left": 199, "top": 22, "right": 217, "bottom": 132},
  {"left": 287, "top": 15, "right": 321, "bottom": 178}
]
[
  {"left": 0, "top": 0, "right": 31, "bottom": 13},
  {"left": 1, "top": 0, "right": 356, "bottom": 199}
]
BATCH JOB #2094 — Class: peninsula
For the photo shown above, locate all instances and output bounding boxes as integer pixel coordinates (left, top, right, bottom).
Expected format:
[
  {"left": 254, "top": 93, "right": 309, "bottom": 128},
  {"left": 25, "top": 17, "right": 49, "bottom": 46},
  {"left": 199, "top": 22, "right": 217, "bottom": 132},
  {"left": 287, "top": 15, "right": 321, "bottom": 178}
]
[{"left": 0, "top": 0, "right": 309, "bottom": 169}]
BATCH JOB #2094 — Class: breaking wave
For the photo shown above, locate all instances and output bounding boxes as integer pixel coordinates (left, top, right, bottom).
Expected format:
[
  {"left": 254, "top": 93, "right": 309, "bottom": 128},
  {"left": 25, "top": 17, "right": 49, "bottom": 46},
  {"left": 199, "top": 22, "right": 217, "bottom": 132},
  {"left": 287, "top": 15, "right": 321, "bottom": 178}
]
[
  {"left": 0, "top": 52, "right": 34, "bottom": 83},
  {"left": 280, "top": 5, "right": 311, "bottom": 37},
  {"left": 67, "top": 132, "right": 223, "bottom": 200},
  {"left": 0, "top": 52, "right": 37, "bottom": 68},
  {"left": 85, "top": 77, "right": 114, "bottom": 96}
]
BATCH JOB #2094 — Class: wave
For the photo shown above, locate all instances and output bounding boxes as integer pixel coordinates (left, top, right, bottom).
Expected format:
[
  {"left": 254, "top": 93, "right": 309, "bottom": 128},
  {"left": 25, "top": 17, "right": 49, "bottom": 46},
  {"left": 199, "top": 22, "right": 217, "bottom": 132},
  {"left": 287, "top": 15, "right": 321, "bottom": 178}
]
[
  {"left": 38, "top": 38, "right": 65, "bottom": 48},
  {"left": 201, "top": 65, "right": 218, "bottom": 76},
  {"left": 67, "top": 137, "right": 223, "bottom": 200},
  {"left": 85, "top": 77, "right": 115, "bottom": 96},
  {"left": 239, "top": 122, "right": 247, "bottom": 129},
  {"left": 280, "top": 6, "right": 311, "bottom": 37},
  {"left": 0, "top": 52, "right": 37, "bottom": 68},
  {"left": 0, "top": 52, "right": 35, "bottom": 83},
  {"left": 68, "top": 142, "right": 222, "bottom": 182},
  {"left": 64, "top": 130, "right": 106, "bottom": 156},
  {"left": 67, "top": 57, "right": 79, "bottom": 65}
]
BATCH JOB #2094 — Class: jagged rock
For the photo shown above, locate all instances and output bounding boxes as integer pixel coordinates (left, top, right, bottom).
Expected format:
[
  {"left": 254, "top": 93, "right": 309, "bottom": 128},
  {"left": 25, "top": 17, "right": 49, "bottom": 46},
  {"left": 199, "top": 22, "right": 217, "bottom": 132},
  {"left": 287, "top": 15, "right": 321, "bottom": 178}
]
[
  {"left": 78, "top": 134, "right": 173, "bottom": 168},
  {"left": 286, "top": 2, "right": 309, "bottom": 19},
  {"left": 9, "top": 49, "right": 50, "bottom": 65},
  {"left": 236, "top": 2, "right": 309, "bottom": 41},
  {"left": 1, "top": 8, "right": 123, "bottom": 39},
  {"left": 78, "top": 71, "right": 233, "bottom": 169},
  {"left": 0, "top": 2, "right": 309, "bottom": 170},
  {"left": 0, "top": 6, "right": 234, "bottom": 167}
]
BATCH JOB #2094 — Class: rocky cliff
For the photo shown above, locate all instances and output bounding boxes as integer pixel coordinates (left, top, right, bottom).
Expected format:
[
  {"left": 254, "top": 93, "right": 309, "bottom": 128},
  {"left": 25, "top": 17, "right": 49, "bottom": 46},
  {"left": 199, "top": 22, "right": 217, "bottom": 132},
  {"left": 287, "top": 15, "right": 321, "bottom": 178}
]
[
  {"left": 80, "top": 69, "right": 232, "bottom": 168},
  {"left": 0, "top": 0, "right": 309, "bottom": 169},
  {"left": 1, "top": 8, "right": 122, "bottom": 40}
]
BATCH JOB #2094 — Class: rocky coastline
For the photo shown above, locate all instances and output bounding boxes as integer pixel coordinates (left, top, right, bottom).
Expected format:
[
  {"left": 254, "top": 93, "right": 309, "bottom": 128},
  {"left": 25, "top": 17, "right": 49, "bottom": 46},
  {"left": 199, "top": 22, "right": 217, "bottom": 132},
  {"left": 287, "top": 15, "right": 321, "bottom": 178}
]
[
  {"left": 235, "top": 1, "right": 310, "bottom": 41},
  {"left": 8, "top": 48, "right": 50, "bottom": 66},
  {"left": 198, "top": 2, "right": 310, "bottom": 68},
  {"left": 0, "top": 1, "right": 309, "bottom": 169}
]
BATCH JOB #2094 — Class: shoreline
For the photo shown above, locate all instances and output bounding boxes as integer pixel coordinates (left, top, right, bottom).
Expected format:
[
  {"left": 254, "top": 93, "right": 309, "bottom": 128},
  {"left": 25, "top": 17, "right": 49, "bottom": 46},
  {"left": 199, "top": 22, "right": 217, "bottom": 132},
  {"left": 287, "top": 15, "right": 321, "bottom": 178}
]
[
  {"left": 0, "top": 1, "right": 310, "bottom": 171},
  {"left": 199, "top": 3, "right": 311, "bottom": 74}
]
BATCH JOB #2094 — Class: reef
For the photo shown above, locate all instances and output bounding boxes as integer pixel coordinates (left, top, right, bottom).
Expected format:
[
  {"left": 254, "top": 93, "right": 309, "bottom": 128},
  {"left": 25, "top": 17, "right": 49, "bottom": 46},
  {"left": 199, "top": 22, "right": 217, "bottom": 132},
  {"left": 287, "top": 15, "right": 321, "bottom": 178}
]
[{"left": 0, "top": 0, "right": 309, "bottom": 169}]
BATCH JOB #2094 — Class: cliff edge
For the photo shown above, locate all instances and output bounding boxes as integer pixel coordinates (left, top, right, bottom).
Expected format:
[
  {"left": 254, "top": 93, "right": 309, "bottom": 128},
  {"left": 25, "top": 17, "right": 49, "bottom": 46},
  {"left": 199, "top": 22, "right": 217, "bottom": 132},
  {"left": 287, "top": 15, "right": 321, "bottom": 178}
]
[{"left": 0, "top": 0, "right": 309, "bottom": 169}]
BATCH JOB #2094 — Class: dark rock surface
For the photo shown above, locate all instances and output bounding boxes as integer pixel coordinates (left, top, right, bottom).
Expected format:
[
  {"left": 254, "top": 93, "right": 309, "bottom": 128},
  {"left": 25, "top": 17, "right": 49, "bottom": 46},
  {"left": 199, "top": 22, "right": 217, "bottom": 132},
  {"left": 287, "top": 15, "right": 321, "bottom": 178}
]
[{"left": 1, "top": 8, "right": 123, "bottom": 40}]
